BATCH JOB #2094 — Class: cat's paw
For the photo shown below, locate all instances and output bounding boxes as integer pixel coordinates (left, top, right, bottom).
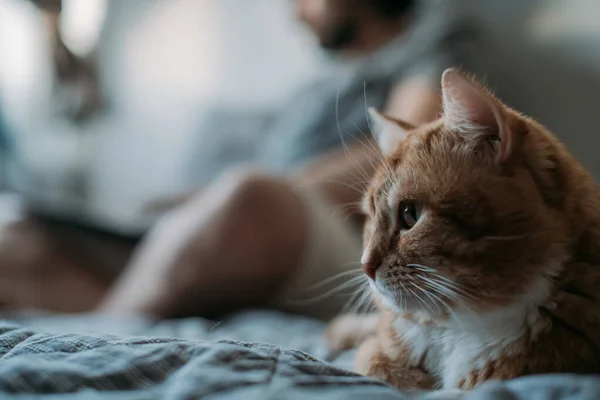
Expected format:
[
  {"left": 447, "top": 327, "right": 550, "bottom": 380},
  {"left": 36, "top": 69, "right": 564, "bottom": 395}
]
[
  {"left": 354, "top": 335, "right": 389, "bottom": 379},
  {"left": 324, "top": 313, "right": 379, "bottom": 354},
  {"left": 355, "top": 336, "right": 438, "bottom": 390}
]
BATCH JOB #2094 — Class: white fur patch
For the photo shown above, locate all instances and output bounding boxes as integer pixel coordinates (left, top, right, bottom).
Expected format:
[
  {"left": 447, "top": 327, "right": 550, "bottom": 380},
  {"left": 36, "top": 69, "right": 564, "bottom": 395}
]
[
  {"left": 393, "top": 317, "right": 433, "bottom": 365},
  {"left": 392, "top": 268, "right": 559, "bottom": 389}
]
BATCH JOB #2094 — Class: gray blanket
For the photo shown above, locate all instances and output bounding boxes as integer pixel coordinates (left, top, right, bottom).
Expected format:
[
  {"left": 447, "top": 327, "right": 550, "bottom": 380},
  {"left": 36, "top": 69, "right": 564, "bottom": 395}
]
[{"left": 1, "top": 311, "right": 599, "bottom": 399}]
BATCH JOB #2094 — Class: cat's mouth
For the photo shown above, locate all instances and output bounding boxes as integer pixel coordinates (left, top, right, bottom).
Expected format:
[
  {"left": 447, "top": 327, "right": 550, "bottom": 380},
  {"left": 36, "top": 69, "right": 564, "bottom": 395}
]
[{"left": 371, "top": 265, "right": 464, "bottom": 316}]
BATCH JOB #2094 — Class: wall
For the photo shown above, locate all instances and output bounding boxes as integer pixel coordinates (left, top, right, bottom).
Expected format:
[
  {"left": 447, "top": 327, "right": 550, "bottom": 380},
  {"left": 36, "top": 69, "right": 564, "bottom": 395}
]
[
  {"left": 0, "top": 0, "right": 324, "bottom": 231},
  {"left": 2, "top": 0, "right": 600, "bottom": 231}
]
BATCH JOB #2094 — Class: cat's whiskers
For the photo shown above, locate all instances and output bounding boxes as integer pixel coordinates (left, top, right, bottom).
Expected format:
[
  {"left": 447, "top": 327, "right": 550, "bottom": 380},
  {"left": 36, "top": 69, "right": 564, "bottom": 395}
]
[
  {"left": 430, "top": 275, "right": 478, "bottom": 304},
  {"left": 329, "top": 200, "right": 360, "bottom": 214},
  {"left": 396, "top": 266, "right": 474, "bottom": 325},
  {"left": 398, "top": 281, "right": 407, "bottom": 311},
  {"left": 326, "top": 274, "right": 368, "bottom": 294},
  {"left": 343, "top": 125, "right": 398, "bottom": 202},
  {"left": 342, "top": 285, "right": 365, "bottom": 314},
  {"left": 420, "top": 282, "right": 461, "bottom": 324},
  {"left": 406, "top": 284, "right": 423, "bottom": 310},
  {"left": 421, "top": 286, "right": 446, "bottom": 317},
  {"left": 410, "top": 263, "right": 478, "bottom": 304},
  {"left": 352, "top": 123, "right": 387, "bottom": 171},
  {"left": 363, "top": 82, "right": 399, "bottom": 187},
  {"left": 426, "top": 274, "right": 478, "bottom": 306},
  {"left": 343, "top": 280, "right": 375, "bottom": 315},
  {"left": 354, "top": 133, "right": 400, "bottom": 198},
  {"left": 357, "top": 284, "right": 376, "bottom": 313},
  {"left": 420, "top": 276, "right": 459, "bottom": 301},
  {"left": 335, "top": 90, "right": 375, "bottom": 186},
  {"left": 294, "top": 175, "right": 371, "bottom": 202},
  {"left": 408, "top": 263, "right": 437, "bottom": 273},
  {"left": 291, "top": 271, "right": 367, "bottom": 306},
  {"left": 304, "top": 267, "right": 363, "bottom": 292},
  {"left": 329, "top": 202, "right": 364, "bottom": 222},
  {"left": 319, "top": 179, "right": 371, "bottom": 194},
  {"left": 409, "top": 281, "right": 439, "bottom": 316}
]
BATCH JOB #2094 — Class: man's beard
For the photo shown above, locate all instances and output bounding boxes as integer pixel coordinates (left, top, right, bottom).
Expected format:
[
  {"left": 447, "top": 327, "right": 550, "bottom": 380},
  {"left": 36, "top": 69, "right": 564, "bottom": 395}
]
[{"left": 320, "top": 19, "right": 359, "bottom": 51}]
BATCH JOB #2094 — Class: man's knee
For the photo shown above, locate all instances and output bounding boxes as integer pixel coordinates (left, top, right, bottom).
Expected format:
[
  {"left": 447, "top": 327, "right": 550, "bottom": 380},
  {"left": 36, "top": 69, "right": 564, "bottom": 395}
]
[
  {"left": 220, "top": 170, "right": 308, "bottom": 259},
  {"left": 217, "top": 168, "right": 280, "bottom": 201},
  {"left": 160, "top": 167, "right": 309, "bottom": 263},
  {"left": 229, "top": 172, "right": 289, "bottom": 210}
]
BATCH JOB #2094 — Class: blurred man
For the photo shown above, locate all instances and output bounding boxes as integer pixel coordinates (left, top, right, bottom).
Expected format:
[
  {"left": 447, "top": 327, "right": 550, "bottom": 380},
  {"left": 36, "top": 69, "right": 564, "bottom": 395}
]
[
  {"left": 0, "top": 0, "right": 481, "bottom": 318},
  {"left": 98, "top": 0, "right": 480, "bottom": 319}
]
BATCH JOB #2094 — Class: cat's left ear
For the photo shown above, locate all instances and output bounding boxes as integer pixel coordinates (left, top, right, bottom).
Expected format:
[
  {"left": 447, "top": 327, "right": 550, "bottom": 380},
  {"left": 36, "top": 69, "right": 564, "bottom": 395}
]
[
  {"left": 368, "top": 107, "right": 415, "bottom": 157},
  {"left": 441, "top": 68, "right": 526, "bottom": 165}
]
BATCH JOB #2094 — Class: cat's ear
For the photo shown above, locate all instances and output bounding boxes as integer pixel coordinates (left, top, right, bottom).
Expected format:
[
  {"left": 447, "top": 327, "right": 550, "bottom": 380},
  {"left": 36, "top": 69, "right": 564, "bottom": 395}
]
[
  {"left": 441, "top": 68, "right": 524, "bottom": 164},
  {"left": 368, "top": 107, "right": 414, "bottom": 157}
]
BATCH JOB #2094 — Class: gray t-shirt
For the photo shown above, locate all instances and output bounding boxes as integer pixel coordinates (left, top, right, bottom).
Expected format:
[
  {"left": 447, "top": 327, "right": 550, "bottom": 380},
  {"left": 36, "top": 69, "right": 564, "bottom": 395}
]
[{"left": 186, "top": 0, "right": 482, "bottom": 185}]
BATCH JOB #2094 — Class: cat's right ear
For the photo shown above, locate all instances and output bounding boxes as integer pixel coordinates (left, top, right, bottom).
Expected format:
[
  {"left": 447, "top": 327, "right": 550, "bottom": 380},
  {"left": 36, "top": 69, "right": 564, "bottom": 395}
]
[
  {"left": 368, "top": 107, "right": 413, "bottom": 157},
  {"left": 441, "top": 68, "right": 526, "bottom": 166}
]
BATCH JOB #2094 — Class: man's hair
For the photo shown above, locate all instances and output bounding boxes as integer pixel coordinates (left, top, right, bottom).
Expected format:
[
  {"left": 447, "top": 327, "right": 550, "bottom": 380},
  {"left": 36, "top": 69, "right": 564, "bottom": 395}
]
[
  {"left": 323, "top": 0, "right": 418, "bottom": 51},
  {"left": 371, "top": 0, "right": 417, "bottom": 18}
]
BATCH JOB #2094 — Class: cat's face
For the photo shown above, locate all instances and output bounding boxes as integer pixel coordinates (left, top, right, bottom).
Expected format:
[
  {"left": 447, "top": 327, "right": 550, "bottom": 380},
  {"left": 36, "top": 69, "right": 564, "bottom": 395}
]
[{"left": 363, "top": 70, "right": 569, "bottom": 317}]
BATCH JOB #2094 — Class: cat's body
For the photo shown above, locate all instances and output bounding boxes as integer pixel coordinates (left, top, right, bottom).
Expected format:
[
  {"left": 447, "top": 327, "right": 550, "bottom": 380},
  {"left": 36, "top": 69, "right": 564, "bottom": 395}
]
[{"left": 326, "top": 69, "right": 600, "bottom": 390}]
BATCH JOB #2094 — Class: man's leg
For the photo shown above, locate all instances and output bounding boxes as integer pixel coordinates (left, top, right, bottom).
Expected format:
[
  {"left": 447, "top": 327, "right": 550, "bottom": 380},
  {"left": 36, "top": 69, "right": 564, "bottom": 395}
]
[{"left": 98, "top": 170, "right": 309, "bottom": 317}]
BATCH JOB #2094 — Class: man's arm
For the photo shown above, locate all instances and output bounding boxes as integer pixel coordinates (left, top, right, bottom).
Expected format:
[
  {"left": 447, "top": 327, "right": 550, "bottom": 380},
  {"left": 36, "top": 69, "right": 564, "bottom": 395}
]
[
  {"left": 385, "top": 77, "right": 442, "bottom": 125},
  {"left": 142, "top": 79, "right": 441, "bottom": 214},
  {"left": 296, "top": 77, "right": 442, "bottom": 210}
]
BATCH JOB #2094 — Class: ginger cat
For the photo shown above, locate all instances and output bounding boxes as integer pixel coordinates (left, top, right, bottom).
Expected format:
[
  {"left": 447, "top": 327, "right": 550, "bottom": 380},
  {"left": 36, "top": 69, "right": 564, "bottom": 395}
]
[{"left": 326, "top": 69, "right": 600, "bottom": 391}]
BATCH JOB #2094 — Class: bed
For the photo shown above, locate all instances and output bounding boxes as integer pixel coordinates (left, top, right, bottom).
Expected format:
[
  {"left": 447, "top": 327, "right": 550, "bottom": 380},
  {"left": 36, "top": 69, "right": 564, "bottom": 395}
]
[{"left": 0, "top": 310, "right": 598, "bottom": 399}]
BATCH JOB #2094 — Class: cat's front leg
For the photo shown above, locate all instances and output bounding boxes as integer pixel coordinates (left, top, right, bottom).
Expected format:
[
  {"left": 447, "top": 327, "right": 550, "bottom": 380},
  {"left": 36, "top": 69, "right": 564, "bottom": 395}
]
[
  {"left": 325, "top": 313, "right": 379, "bottom": 354},
  {"left": 355, "top": 335, "right": 436, "bottom": 390}
]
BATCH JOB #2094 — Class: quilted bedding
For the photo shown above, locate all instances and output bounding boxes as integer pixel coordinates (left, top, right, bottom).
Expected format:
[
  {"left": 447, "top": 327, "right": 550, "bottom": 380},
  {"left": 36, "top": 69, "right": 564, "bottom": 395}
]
[{"left": 0, "top": 310, "right": 599, "bottom": 399}]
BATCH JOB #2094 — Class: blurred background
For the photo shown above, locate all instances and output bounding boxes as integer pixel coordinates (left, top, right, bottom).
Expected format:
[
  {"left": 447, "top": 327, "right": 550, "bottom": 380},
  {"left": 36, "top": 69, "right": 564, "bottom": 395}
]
[{"left": 1, "top": 0, "right": 600, "bottom": 234}]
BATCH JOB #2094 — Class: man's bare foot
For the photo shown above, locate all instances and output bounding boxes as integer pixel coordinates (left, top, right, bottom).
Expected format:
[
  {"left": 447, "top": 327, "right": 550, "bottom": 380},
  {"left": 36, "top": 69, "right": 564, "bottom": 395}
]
[{"left": 0, "top": 219, "right": 110, "bottom": 312}]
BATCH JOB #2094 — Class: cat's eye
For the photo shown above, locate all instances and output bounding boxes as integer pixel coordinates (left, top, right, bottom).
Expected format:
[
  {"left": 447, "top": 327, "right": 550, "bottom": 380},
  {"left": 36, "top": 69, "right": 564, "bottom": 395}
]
[{"left": 399, "top": 202, "right": 421, "bottom": 230}]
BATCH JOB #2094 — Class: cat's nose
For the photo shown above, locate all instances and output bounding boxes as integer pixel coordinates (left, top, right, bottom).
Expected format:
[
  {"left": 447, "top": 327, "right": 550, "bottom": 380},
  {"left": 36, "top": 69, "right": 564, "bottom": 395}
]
[
  {"left": 361, "top": 262, "right": 379, "bottom": 280},
  {"left": 361, "top": 248, "right": 381, "bottom": 280}
]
